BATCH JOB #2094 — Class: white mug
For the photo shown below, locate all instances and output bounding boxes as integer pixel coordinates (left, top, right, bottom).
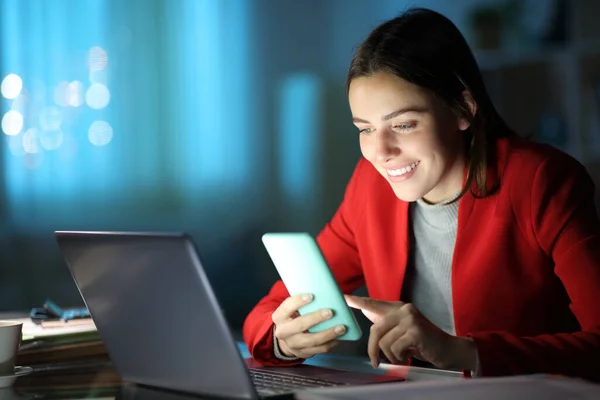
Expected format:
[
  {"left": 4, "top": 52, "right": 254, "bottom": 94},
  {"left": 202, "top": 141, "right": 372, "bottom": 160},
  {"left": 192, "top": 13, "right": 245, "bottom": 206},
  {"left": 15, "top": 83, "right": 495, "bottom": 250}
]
[{"left": 0, "top": 322, "right": 22, "bottom": 376}]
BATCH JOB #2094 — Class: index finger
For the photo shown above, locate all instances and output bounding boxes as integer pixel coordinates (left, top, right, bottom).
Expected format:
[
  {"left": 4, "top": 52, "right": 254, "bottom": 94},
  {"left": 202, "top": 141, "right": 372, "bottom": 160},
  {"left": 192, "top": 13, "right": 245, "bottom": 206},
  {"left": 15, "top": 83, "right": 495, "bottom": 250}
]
[
  {"left": 272, "top": 293, "right": 313, "bottom": 323},
  {"left": 368, "top": 315, "right": 400, "bottom": 368}
]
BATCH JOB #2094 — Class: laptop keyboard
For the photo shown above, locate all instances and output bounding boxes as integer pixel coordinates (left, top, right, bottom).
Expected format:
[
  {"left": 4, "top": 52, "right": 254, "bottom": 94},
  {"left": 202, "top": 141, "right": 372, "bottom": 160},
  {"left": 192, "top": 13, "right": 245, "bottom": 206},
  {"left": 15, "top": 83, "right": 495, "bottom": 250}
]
[{"left": 249, "top": 368, "right": 348, "bottom": 396}]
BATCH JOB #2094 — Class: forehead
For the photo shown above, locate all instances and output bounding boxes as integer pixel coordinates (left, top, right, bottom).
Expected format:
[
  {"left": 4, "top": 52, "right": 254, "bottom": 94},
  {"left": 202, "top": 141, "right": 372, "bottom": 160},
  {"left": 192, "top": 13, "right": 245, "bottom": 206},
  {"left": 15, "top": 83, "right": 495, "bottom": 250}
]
[{"left": 348, "top": 71, "right": 432, "bottom": 115}]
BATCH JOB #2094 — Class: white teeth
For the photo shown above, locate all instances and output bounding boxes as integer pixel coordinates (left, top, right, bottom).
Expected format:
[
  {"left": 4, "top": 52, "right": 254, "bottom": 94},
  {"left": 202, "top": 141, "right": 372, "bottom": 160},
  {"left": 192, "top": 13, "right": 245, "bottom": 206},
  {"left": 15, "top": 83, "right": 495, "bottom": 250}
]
[{"left": 387, "top": 161, "right": 419, "bottom": 176}]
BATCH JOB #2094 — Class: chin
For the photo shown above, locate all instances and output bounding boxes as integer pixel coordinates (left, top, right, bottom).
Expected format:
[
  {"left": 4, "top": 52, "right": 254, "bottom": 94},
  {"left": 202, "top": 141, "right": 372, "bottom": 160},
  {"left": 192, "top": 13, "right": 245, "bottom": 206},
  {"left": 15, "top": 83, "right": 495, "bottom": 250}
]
[{"left": 390, "top": 186, "right": 425, "bottom": 203}]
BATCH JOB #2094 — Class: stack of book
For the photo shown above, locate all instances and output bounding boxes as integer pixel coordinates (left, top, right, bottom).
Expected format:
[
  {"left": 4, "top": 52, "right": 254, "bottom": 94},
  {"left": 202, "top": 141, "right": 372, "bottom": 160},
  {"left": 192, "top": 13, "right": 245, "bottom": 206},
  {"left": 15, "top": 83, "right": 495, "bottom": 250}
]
[
  {"left": 13, "top": 317, "right": 120, "bottom": 390},
  {"left": 17, "top": 317, "right": 105, "bottom": 364}
]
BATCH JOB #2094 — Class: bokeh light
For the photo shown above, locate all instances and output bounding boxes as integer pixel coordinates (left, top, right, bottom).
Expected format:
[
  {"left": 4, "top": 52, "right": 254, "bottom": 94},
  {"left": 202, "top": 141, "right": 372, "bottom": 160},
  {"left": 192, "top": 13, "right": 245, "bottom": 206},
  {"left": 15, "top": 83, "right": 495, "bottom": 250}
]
[
  {"left": 87, "top": 46, "right": 108, "bottom": 71},
  {"left": 88, "top": 120, "right": 113, "bottom": 146},
  {"left": 39, "top": 106, "right": 62, "bottom": 130},
  {"left": 1, "top": 74, "right": 23, "bottom": 99},
  {"left": 23, "top": 128, "right": 41, "bottom": 154},
  {"left": 66, "top": 81, "right": 84, "bottom": 107},
  {"left": 2, "top": 110, "right": 24, "bottom": 136},
  {"left": 54, "top": 81, "right": 70, "bottom": 107},
  {"left": 85, "top": 83, "right": 110, "bottom": 109},
  {"left": 89, "top": 69, "right": 107, "bottom": 85},
  {"left": 40, "top": 129, "right": 64, "bottom": 150}
]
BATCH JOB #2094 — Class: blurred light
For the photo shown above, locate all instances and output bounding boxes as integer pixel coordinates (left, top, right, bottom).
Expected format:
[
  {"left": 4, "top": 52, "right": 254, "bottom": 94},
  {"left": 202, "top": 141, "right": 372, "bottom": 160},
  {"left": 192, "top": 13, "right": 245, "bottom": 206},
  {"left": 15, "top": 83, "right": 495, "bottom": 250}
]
[
  {"left": 54, "top": 81, "right": 70, "bottom": 107},
  {"left": 11, "top": 91, "right": 29, "bottom": 114},
  {"left": 8, "top": 134, "right": 25, "bottom": 156},
  {"left": 39, "top": 106, "right": 62, "bottom": 130},
  {"left": 88, "top": 46, "right": 108, "bottom": 71},
  {"left": 278, "top": 73, "right": 321, "bottom": 205},
  {"left": 85, "top": 83, "right": 110, "bottom": 109},
  {"left": 1, "top": 74, "right": 23, "bottom": 99},
  {"left": 89, "top": 69, "right": 107, "bottom": 85},
  {"left": 2, "top": 110, "right": 24, "bottom": 136},
  {"left": 88, "top": 120, "right": 113, "bottom": 146},
  {"left": 40, "top": 129, "right": 64, "bottom": 150},
  {"left": 23, "top": 128, "right": 41, "bottom": 154},
  {"left": 66, "top": 81, "right": 84, "bottom": 107},
  {"left": 23, "top": 151, "right": 44, "bottom": 169}
]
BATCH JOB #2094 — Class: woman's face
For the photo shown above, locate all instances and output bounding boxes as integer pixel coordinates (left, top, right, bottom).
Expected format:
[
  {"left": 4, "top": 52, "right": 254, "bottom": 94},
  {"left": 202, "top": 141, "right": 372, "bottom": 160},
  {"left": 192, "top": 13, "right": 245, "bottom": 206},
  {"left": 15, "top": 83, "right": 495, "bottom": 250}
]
[{"left": 348, "top": 71, "right": 470, "bottom": 203}]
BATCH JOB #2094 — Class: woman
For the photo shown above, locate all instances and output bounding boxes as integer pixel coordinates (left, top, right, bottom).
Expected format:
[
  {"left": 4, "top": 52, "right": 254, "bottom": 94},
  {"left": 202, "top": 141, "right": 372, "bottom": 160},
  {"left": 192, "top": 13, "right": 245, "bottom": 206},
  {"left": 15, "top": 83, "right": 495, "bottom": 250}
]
[{"left": 243, "top": 8, "right": 600, "bottom": 380}]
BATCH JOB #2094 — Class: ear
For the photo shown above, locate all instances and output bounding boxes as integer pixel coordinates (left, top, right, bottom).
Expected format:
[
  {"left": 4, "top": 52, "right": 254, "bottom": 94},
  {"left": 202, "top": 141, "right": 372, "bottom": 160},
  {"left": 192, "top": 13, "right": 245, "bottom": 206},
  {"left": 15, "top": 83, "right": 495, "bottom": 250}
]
[{"left": 458, "top": 90, "right": 477, "bottom": 131}]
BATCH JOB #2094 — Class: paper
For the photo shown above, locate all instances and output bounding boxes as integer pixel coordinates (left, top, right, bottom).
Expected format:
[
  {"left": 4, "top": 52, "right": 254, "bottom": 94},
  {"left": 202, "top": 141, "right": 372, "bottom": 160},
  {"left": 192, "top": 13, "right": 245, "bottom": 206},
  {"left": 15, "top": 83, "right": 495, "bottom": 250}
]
[
  {"left": 296, "top": 375, "right": 600, "bottom": 400},
  {"left": 13, "top": 318, "right": 97, "bottom": 341}
]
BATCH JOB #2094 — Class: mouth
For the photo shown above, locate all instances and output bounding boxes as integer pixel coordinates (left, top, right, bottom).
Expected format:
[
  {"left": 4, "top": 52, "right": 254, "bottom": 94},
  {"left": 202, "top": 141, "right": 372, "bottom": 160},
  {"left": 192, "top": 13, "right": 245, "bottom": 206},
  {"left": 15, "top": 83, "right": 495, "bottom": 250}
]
[{"left": 385, "top": 161, "right": 420, "bottom": 183}]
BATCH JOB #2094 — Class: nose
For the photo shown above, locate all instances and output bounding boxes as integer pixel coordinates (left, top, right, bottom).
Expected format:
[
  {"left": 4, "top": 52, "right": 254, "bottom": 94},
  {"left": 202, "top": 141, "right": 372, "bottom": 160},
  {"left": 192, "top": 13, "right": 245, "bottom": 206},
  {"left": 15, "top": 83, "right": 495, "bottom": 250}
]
[{"left": 375, "top": 128, "right": 401, "bottom": 162}]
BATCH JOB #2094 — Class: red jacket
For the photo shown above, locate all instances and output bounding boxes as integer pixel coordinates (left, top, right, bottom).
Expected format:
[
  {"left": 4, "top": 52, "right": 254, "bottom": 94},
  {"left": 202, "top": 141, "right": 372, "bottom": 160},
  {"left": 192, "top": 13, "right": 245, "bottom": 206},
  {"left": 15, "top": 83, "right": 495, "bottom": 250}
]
[{"left": 243, "top": 137, "right": 600, "bottom": 381}]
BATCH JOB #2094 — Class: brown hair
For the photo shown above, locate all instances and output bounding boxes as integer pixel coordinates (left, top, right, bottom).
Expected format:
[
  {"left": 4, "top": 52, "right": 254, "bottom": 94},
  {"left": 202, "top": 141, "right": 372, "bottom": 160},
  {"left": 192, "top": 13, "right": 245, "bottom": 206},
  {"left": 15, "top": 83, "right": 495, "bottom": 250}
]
[{"left": 346, "top": 8, "right": 516, "bottom": 200}]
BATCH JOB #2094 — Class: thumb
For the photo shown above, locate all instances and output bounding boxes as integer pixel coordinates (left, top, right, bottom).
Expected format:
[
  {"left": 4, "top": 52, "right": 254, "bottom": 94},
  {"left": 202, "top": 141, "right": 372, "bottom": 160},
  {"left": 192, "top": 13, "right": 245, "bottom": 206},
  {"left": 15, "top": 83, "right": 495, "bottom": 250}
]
[{"left": 344, "top": 295, "right": 399, "bottom": 323}]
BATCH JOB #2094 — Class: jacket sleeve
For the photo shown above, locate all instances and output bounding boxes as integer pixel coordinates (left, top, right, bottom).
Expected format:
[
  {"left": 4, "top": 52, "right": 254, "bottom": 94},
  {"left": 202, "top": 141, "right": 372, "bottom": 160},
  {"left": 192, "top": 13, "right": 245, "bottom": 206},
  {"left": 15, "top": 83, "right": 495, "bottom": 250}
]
[
  {"left": 470, "top": 154, "right": 600, "bottom": 382},
  {"left": 242, "top": 159, "right": 367, "bottom": 366}
]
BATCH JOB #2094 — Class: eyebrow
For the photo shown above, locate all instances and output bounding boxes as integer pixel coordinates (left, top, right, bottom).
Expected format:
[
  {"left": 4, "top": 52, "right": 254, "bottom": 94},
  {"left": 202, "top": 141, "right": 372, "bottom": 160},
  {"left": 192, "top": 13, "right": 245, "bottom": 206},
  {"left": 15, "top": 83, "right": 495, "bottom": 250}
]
[{"left": 352, "top": 106, "right": 428, "bottom": 124}]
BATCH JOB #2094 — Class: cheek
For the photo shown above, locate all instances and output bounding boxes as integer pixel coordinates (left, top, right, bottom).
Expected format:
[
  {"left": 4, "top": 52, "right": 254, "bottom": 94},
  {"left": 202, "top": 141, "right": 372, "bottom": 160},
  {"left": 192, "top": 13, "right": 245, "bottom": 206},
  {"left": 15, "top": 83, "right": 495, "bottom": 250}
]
[
  {"left": 359, "top": 137, "right": 374, "bottom": 159},
  {"left": 417, "top": 126, "right": 455, "bottom": 157}
]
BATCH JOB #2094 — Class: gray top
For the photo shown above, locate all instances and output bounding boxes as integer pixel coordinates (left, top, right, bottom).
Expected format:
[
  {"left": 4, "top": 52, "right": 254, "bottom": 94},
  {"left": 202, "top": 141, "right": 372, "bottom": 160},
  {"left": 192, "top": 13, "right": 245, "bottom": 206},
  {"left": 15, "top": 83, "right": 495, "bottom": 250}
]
[{"left": 401, "top": 190, "right": 461, "bottom": 335}]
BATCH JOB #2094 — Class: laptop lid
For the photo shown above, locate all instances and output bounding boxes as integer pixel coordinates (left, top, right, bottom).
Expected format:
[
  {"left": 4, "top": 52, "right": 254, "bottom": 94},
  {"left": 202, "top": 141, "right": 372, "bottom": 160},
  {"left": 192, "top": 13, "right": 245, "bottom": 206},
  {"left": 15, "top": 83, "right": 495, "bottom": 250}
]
[{"left": 54, "top": 231, "right": 259, "bottom": 399}]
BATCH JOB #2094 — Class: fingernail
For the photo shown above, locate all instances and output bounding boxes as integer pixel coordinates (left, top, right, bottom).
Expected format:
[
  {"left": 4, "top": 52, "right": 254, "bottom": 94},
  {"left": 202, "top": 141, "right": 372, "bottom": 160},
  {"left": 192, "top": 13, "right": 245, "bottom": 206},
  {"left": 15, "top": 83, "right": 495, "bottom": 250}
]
[
  {"left": 321, "top": 309, "right": 332, "bottom": 318},
  {"left": 334, "top": 325, "right": 345, "bottom": 334},
  {"left": 302, "top": 294, "right": 312, "bottom": 302}
]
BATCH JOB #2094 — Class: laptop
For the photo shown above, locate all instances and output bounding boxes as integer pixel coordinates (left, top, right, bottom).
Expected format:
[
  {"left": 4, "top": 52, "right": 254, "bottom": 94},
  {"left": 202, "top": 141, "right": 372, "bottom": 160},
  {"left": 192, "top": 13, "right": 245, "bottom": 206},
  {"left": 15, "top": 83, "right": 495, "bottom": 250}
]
[{"left": 54, "top": 231, "right": 404, "bottom": 399}]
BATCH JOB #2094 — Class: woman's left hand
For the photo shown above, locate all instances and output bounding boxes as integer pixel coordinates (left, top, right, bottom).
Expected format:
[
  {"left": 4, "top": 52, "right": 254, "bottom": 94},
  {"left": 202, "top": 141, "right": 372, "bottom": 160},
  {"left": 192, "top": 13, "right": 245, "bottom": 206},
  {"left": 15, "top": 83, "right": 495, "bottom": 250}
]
[{"left": 345, "top": 295, "right": 477, "bottom": 370}]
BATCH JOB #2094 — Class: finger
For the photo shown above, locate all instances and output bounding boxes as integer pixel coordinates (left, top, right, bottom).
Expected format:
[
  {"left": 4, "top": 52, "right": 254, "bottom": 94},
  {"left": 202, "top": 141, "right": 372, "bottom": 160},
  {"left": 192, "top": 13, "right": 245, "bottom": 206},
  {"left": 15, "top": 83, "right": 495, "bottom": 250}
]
[
  {"left": 295, "top": 340, "right": 341, "bottom": 358},
  {"left": 276, "top": 308, "right": 333, "bottom": 339},
  {"left": 390, "top": 333, "right": 416, "bottom": 364},
  {"left": 368, "top": 326, "right": 381, "bottom": 368},
  {"left": 345, "top": 295, "right": 400, "bottom": 322},
  {"left": 378, "top": 326, "right": 406, "bottom": 365},
  {"left": 368, "top": 313, "right": 402, "bottom": 368},
  {"left": 272, "top": 294, "right": 313, "bottom": 324},
  {"left": 286, "top": 324, "right": 346, "bottom": 349},
  {"left": 361, "top": 309, "right": 383, "bottom": 324}
]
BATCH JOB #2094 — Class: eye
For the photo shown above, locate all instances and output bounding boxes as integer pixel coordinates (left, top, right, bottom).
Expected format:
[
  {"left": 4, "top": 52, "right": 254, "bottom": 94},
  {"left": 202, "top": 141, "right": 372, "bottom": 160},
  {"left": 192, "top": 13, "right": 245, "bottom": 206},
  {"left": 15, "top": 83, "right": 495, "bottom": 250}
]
[
  {"left": 358, "top": 127, "right": 375, "bottom": 135},
  {"left": 393, "top": 122, "right": 416, "bottom": 133}
]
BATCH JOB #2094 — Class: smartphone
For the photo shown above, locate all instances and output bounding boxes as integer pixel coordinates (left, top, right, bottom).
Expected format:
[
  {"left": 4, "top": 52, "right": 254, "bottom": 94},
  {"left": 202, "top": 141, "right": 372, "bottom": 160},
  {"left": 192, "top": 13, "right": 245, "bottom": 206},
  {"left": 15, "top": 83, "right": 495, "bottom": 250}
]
[{"left": 261, "top": 232, "right": 362, "bottom": 341}]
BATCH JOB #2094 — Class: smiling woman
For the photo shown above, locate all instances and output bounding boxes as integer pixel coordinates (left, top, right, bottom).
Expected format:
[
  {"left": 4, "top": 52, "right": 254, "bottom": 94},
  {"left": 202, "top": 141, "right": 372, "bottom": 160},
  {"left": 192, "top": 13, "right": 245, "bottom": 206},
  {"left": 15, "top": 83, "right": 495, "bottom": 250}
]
[
  {"left": 349, "top": 72, "right": 470, "bottom": 203},
  {"left": 244, "top": 7, "right": 600, "bottom": 383}
]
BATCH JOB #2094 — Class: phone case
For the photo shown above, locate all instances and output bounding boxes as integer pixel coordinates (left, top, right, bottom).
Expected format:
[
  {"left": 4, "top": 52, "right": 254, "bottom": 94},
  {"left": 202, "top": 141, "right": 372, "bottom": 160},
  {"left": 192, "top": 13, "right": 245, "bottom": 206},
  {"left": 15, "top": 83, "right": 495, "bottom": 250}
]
[{"left": 262, "top": 232, "right": 362, "bottom": 341}]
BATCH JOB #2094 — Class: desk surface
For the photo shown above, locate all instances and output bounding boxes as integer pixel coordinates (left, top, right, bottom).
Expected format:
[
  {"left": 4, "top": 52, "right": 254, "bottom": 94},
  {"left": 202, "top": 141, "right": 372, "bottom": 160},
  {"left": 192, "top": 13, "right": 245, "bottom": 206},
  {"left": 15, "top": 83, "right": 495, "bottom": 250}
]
[
  {"left": 0, "top": 308, "right": 460, "bottom": 399},
  {"left": 7, "top": 359, "right": 600, "bottom": 400},
  {"left": 7, "top": 342, "right": 460, "bottom": 400},
  {"left": 6, "top": 342, "right": 600, "bottom": 400}
]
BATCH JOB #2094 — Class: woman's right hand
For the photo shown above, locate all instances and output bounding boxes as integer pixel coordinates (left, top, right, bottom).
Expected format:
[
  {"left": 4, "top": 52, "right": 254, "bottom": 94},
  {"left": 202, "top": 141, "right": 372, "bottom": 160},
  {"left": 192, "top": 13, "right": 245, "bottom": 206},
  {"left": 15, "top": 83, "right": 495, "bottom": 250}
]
[{"left": 272, "top": 293, "right": 347, "bottom": 359}]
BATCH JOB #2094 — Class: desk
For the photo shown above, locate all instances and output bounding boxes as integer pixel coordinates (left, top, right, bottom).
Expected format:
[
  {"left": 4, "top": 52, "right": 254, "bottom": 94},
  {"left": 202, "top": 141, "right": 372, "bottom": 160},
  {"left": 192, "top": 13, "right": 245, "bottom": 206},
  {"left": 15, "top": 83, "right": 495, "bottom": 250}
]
[
  {"left": 6, "top": 342, "right": 600, "bottom": 400},
  {"left": 8, "top": 341, "right": 460, "bottom": 399},
  {"left": 8, "top": 361, "right": 600, "bottom": 400}
]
